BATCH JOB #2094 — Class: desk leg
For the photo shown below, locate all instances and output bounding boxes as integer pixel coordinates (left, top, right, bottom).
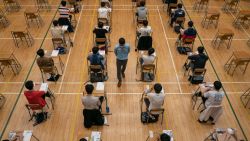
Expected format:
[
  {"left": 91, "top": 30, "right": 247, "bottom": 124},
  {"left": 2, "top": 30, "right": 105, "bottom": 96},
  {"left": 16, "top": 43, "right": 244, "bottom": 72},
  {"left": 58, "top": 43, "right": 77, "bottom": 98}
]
[
  {"left": 32, "top": 134, "right": 40, "bottom": 141},
  {"left": 192, "top": 87, "right": 200, "bottom": 110}
]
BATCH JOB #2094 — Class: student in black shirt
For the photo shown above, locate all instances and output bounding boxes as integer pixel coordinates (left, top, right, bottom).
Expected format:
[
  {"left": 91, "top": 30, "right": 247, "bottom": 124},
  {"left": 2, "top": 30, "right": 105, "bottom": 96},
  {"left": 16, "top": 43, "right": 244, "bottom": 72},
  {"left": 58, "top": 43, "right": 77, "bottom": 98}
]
[
  {"left": 93, "top": 22, "right": 109, "bottom": 44},
  {"left": 187, "top": 46, "right": 208, "bottom": 70}
]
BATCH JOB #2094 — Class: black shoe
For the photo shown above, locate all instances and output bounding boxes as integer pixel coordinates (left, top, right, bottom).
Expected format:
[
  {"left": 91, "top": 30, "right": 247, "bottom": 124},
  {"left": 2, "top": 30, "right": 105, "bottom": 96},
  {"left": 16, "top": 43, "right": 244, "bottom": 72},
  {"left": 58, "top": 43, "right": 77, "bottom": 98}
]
[
  {"left": 55, "top": 74, "right": 60, "bottom": 81},
  {"left": 122, "top": 73, "right": 125, "bottom": 78},
  {"left": 47, "top": 77, "right": 55, "bottom": 81}
]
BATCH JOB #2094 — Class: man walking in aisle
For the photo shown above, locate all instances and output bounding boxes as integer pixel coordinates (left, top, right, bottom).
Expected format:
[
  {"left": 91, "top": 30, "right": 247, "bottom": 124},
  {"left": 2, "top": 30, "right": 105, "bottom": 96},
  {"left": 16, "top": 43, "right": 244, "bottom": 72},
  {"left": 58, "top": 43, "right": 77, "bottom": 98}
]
[{"left": 114, "top": 37, "right": 130, "bottom": 87}]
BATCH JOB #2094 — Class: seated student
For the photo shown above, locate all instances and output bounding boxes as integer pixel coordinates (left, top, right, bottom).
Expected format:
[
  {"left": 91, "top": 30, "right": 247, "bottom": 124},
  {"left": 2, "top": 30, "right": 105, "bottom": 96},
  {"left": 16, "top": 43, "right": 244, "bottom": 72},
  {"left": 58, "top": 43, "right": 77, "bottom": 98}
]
[
  {"left": 185, "top": 46, "right": 208, "bottom": 71},
  {"left": 170, "top": 3, "right": 185, "bottom": 27},
  {"left": 137, "top": 20, "right": 152, "bottom": 37},
  {"left": 165, "top": 0, "right": 178, "bottom": 15},
  {"left": 136, "top": 1, "right": 148, "bottom": 20},
  {"left": 67, "top": 0, "right": 81, "bottom": 13},
  {"left": 98, "top": 2, "right": 112, "bottom": 20},
  {"left": 93, "top": 22, "right": 109, "bottom": 44},
  {"left": 36, "top": 49, "right": 60, "bottom": 81},
  {"left": 51, "top": 20, "right": 64, "bottom": 39},
  {"left": 179, "top": 20, "right": 197, "bottom": 41},
  {"left": 140, "top": 47, "right": 156, "bottom": 65},
  {"left": 144, "top": 83, "right": 165, "bottom": 111},
  {"left": 196, "top": 81, "right": 224, "bottom": 123},
  {"left": 82, "top": 84, "right": 104, "bottom": 128},
  {"left": 24, "top": 80, "right": 50, "bottom": 108},
  {"left": 87, "top": 47, "right": 105, "bottom": 69},
  {"left": 58, "top": 0, "right": 74, "bottom": 32}
]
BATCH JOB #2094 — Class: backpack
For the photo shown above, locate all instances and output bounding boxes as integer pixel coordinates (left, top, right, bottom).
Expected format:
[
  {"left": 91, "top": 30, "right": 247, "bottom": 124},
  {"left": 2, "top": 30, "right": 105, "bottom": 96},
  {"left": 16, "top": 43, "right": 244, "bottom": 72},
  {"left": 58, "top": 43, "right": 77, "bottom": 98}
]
[
  {"left": 142, "top": 72, "right": 155, "bottom": 82},
  {"left": 188, "top": 75, "right": 204, "bottom": 84},
  {"left": 35, "top": 112, "right": 48, "bottom": 125},
  {"left": 141, "top": 112, "right": 159, "bottom": 123},
  {"left": 56, "top": 46, "right": 67, "bottom": 54},
  {"left": 177, "top": 46, "right": 192, "bottom": 55},
  {"left": 174, "top": 24, "right": 181, "bottom": 34},
  {"left": 90, "top": 73, "right": 105, "bottom": 82}
]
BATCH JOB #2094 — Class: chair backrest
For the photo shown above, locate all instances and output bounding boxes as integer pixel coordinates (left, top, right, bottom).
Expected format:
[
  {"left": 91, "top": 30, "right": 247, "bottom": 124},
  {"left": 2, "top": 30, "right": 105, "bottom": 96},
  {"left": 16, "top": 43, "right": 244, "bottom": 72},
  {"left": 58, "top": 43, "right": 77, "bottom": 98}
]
[
  {"left": 95, "top": 38, "right": 106, "bottom": 43},
  {"left": 25, "top": 104, "right": 43, "bottom": 111},
  {"left": 4, "top": 0, "right": 15, "bottom": 4},
  {"left": 176, "top": 17, "right": 185, "bottom": 24},
  {"left": 98, "top": 18, "right": 108, "bottom": 24},
  {"left": 25, "top": 12, "right": 38, "bottom": 19},
  {"left": 169, "top": 3, "right": 177, "bottom": 8},
  {"left": 12, "top": 31, "right": 26, "bottom": 38},
  {"left": 193, "top": 68, "right": 206, "bottom": 75},
  {"left": 89, "top": 65, "right": 103, "bottom": 73},
  {"left": 183, "top": 37, "right": 195, "bottom": 44},
  {"left": 0, "top": 59, "right": 12, "bottom": 66},
  {"left": 142, "top": 64, "right": 155, "bottom": 72},
  {"left": 40, "top": 66, "right": 55, "bottom": 73},
  {"left": 52, "top": 38, "right": 64, "bottom": 44},
  {"left": 210, "top": 13, "right": 220, "bottom": 20},
  {"left": 149, "top": 108, "right": 164, "bottom": 115},
  {"left": 137, "top": 36, "right": 152, "bottom": 50}
]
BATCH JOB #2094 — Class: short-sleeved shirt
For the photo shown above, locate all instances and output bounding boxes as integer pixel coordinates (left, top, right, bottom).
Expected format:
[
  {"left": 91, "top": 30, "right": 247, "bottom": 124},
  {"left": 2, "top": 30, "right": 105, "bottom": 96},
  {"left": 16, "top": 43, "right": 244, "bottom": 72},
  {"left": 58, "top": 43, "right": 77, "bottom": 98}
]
[
  {"left": 147, "top": 92, "right": 165, "bottom": 111},
  {"left": 87, "top": 53, "right": 104, "bottom": 68},
  {"left": 51, "top": 26, "right": 64, "bottom": 39},
  {"left": 142, "top": 55, "right": 155, "bottom": 65},
  {"left": 114, "top": 43, "right": 130, "bottom": 60},
  {"left": 59, "top": 6, "right": 70, "bottom": 18},
  {"left": 138, "top": 26, "right": 152, "bottom": 36},
  {"left": 137, "top": 7, "right": 148, "bottom": 20},
  {"left": 173, "top": 8, "right": 185, "bottom": 19},
  {"left": 188, "top": 53, "right": 208, "bottom": 69},
  {"left": 98, "top": 7, "right": 111, "bottom": 18},
  {"left": 93, "top": 28, "right": 108, "bottom": 38},
  {"left": 37, "top": 57, "right": 54, "bottom": 68},
  {"left": 24, "top": 90, "right": 46, "bottom": 107},
  {"left": 81, "top": 95, "right": 101, "bottom": 110},
  {"left": 204, "top": 90, "right": 224, "bottom": 107}
]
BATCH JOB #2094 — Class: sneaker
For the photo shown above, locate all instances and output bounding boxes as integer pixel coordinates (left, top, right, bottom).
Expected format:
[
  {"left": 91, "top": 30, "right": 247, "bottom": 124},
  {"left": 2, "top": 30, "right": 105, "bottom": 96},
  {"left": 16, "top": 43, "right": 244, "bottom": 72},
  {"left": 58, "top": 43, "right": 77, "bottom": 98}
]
[
  {"left": 117, "top": 81, "right": 122, "bottom": 87},
  {"left": 47, "top": 77, "right": 55, "bottom": 81},
  {"left": 122, "top": 73, "right": 125, "bottom": 78},
  {"left": 55, "top": 74, "right": 61, "bottom": 81}
]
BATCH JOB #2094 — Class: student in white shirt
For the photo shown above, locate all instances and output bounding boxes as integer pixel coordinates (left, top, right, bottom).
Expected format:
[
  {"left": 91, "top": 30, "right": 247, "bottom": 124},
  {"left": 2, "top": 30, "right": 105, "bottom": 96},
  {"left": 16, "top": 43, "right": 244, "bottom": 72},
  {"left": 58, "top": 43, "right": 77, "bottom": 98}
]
[
  {"left": 98, "top": 2, "right": 112, "bottom": 19},
  {"left": 144, "top": 83, "right": 165, "bottom": 111},
  {"left": 51, "top": 20, "right": 64, "bottom": 39},
  {"left": 140, "top": 47, "right": 156, "bottom": 65},
  {"left": 137, "top": 20, "right": 152, "bottom": 37},
  {"left": 82, "top": 84, "right": 104, "bottom": 110}
]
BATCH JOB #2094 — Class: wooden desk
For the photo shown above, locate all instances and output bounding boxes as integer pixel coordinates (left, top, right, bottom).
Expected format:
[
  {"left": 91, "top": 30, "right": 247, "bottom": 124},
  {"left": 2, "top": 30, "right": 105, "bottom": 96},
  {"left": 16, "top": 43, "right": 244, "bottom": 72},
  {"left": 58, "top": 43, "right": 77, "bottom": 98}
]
[
  {"left": 201, "top": 9, "right": 220, "bottom": 28},
  {"left": 224, "top": 51, "right": 250, "bottom": 75},
  {"left": 212, "top": 28, "right": 234, "bottom": 49},
  {"left": 0, "top": 53, "right": 22, "bottom": 76},
  {"left": 204, "top": 128, "right": 238, "bottom": 141}
]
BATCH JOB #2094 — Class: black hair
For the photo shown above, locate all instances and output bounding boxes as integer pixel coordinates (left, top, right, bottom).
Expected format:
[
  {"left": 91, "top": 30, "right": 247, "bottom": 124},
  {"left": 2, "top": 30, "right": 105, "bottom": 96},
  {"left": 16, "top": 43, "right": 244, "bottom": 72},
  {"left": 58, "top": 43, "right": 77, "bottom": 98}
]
[
  {"left": 140, "top": 0, "right": 145, "bottom": 6},
  {"left": 53, "top": 20, "right": 59, "bottom": 26},
  {"left": 92, "top": 47, "right": 99, "bottom": 54},
  {"left": 154, "top": 83, "right": 162, "bottom": 93},
  {"left": 148, "top": 48, "right": 155, "bottom": 56},
  {"left": 98, "top": 22, "right": 104, "bottom": 28},
  {"left": 25, "top": 80, "right": 34, "bottom": 90},
  {"left": 160, "top": 133, "right": 171, "bottom": 141},
  {"left": 61, "top": 1, "right": 67, "bottom": 6},
  {"left": 119, "top": 37, "right": 125, "bottom": 45},
  {"left": 79, "top": 138, "right": 87, "bottom": 141},
  {"left": 85, "top": 84, "right": 94, "bottom": 94},
  {"left": 214, "top": 81, "right": 222, "bottom": 90},
  {"left": 37, "top": 49, "right": 45, "bottom": 57},
  {"left": 197, "top": 46, "right": 204, "bottom": 54},
  {"left": 188, "top": 21, "right": 194, "bottom": 27},
  {"left": 177, "top": 3, "right": 182, "bottom": 8},
  {"left": 101, "top": 2, "right": 106, "bottom": 7},
  {"left": 143, "top": 20, "right": 148, "bottom": 26}
]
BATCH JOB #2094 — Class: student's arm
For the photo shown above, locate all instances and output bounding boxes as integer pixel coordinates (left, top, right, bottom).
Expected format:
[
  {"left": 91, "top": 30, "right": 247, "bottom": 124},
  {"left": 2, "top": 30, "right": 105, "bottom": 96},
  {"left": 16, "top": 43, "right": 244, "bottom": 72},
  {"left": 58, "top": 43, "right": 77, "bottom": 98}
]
[
  {"left": 114, "top": 46, "right": 118, "bottom": 56},
  {"left": 37, "top": 91, "right": 46, "bottom": 97}
]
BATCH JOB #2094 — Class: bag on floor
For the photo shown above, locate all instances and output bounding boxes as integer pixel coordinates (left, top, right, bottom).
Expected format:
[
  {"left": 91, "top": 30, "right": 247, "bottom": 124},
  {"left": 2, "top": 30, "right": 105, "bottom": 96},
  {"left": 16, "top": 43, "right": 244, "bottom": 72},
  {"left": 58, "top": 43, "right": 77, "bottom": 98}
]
[
  {"left": 90, "top": 73, "right": 105, "bottom": 82},
  {"left": 189, "top": 75, "right": 204, "bottom": 84},
  {"left": 35, "top": 112, "right": 48, "bottom": 124},
  {"left": 142, "top": 72, "right": 155, "bottom": 82},
  {"left": 141, "top": 112, "right": 159, "bottom": 123},
  {"left": 177, "top": 46, "right": 192, "bottom": 55},
  {"left": 174, "top": 24, "right": 181, "bottom": 34},
  {"left": 56, "top": 46, "right": 67, "bottom": 54}
]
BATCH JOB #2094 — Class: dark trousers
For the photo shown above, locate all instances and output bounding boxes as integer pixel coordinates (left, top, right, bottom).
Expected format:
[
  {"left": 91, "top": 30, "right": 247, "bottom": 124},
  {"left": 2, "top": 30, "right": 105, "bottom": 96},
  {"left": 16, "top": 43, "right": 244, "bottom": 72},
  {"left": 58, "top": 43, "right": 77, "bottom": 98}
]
[
  {"left": 116, "top": 59, "right": 128, "bottom": 81},
  {"left": 58, "top": 17, "right": 74, "bottom": 32},
  {"left": 144, "top": 97, "right": 150, "bottom": 110}
]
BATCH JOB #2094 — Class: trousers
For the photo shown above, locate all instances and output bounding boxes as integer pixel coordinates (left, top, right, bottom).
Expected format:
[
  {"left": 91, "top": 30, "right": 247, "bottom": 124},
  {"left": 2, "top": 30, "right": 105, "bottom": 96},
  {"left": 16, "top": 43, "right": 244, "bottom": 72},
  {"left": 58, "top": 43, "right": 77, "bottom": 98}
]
[{"left": 116, "top": 59, "right": 128, "bottom": 81}]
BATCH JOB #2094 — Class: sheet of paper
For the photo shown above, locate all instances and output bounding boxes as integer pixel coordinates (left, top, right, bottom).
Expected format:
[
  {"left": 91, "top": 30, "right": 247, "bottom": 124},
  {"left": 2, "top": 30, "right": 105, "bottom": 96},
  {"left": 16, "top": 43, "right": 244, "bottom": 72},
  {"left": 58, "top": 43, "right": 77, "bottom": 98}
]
[
  {"left": 99, "top": 50, "right": 105, "bottom": 56},
  {"left": 103, "top": 26, "right": 109, "bottom": 31},
  {"left": 23, "top": 130, "right": 33, "bottom": 141},
  {"left": 104, "top": 116, "right": 108, "bottom": 124},
  {"left": 62, "top": 25, "right": 68, "bottom": 31},
  {"left": 39, "top": 83, "right": 48, "bottom": 92},
  {"left": 51, "top": 50, "right": 59, "bottom": 57},
  {"left": 96, "top": 82, "right": 104, "bottom": 91}
]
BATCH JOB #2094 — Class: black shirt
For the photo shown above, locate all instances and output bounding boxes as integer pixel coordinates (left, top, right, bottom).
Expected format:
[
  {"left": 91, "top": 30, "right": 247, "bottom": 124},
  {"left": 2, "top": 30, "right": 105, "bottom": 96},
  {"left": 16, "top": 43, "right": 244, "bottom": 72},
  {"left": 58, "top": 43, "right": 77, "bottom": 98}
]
[
  {"left": 93, "top": 28, "right": 108, "bottom": 38},
  {"left": 188, "top": 53, "right": 208, "bottom": 69}
]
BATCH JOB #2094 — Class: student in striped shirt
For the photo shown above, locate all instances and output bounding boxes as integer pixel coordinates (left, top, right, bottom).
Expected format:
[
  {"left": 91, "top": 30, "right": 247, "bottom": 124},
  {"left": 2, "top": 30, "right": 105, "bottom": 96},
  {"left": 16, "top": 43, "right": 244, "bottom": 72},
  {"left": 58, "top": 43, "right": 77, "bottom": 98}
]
[{"left": 58, "top": 1, "right": 74, "bottom": 32}]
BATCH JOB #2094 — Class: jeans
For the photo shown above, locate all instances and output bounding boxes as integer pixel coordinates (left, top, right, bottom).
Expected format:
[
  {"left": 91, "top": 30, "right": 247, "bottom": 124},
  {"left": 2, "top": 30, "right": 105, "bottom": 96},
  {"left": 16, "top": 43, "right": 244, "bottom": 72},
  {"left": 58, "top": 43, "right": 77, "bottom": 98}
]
[{"left": 116, "top": 59, "right": 128, "bottom": 81}]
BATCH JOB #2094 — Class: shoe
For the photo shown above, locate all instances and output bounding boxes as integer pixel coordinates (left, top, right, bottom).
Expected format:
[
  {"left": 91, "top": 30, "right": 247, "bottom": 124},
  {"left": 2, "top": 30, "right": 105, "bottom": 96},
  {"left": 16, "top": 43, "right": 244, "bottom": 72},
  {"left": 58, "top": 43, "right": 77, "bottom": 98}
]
[
  {"left": 47, "top": 77, "right": 55, "bottom": 81},
  {"left": 117, "top": 81, "right": 121, "bottom": 87},
  {"left": 122, "top": 73, "right": 125, "bottom": 78},
  {"left": 55, "top": 74, "right": 61, "bottom": 81},
  {"left": 198, "top": 119, "right": 206, "bottom": 123}
]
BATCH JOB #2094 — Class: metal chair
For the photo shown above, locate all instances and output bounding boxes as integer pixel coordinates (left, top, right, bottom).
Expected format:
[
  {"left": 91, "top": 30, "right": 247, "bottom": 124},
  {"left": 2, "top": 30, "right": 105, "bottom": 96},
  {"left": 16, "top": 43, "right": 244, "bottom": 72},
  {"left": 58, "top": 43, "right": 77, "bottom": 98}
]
[
  {"left": 24, "top": 10, "right": 44, "bottom": 28},
  {"left": 233, "top": 10, "right": 250, "bottom": 29},
  {"left": 0, "top": 9, "right": 10, "bottom": 28},
  {"left": 88, "top": 65, "right": 107, "bottom": 82},
  {"left": 221, "top": 0, "right": 239, "bottom": 13},
  {"left": 0, "top": 53, "right": 22, "bottom": 76},
  {"left": 173, "top": 16, "right": 185, "bottom": 29},
  {"left": 201, "top": 10, "right": 220, "bottom": 28},
  {"left": 11, "top": 29, "right": 34, "bottom": 48},
  {"left": 178, "top": 37, "right": 195, "bottom": 51},
  {"left": 3, "top": 0, "right": 21, "bottom": 12},
  {"left": 39, "top": 66, "right": 59, "bottom": 82},
  {"left": 148, "top": 108, "right": 165, "bottom": 125},
  {"left": 94, "top": 37, "right": 110, "bottom": 53},
  {"left": 35, "top": 0, "right": 51, "bottom": 11},
  {"left": 188, "top": 68, "right": 206, "bottom": 84},
  {"left": 193, "top": 0, "right": 209, "bottom": 12},
  {"left": 204, "top": 128, "right": 238, "bottom": 141},
  {"left": 98, "top": 17, "right": 110, "bottom": 26},
  {"left": 52, "top": 38, "right": 67, "bottom": 49}
]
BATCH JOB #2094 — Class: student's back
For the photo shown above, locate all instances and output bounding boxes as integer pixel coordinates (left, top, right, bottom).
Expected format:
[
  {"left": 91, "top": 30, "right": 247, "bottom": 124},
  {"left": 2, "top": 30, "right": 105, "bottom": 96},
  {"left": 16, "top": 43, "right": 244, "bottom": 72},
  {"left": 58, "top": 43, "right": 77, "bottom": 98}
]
[{"left": 137, "top": 6, "right": 148, "bottom": 20}]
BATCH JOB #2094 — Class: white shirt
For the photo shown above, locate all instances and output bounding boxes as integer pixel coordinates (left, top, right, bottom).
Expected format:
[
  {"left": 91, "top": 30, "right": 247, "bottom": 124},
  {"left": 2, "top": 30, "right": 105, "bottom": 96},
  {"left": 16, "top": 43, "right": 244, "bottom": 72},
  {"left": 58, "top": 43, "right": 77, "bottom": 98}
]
[
  {"left": 142, "top": 54, "right": 155, "bottom": 65},
  {"left": 147, "top": 92, "right": 165, "bottom": 111},
  {"left": 204, "top": 90, "right": 224, "bottom": 107},
  {"left": 81, "top": 95, "right": 101, "bottom": 110},
  {"left": 51, "top": 26, "right": 64, "bottom": 39},
  {"left": 98, "top": 7, "right": 111, "bottom": 19},
  {"left": 138, "top": 26, "right": 152, "bottom": 36}
]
